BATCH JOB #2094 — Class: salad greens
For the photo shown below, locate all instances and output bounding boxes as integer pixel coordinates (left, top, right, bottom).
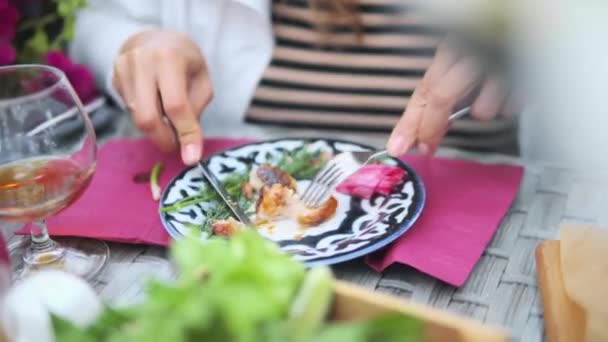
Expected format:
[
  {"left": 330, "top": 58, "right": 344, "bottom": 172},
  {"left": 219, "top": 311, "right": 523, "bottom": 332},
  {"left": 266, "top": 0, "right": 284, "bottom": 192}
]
[
  {"left": 159, "top": 170, "right": 253, "bottom": 233},
  {"left": 275, "top": 147, "right": 327, "bottom": 180},
  {"left": 221, "top": 171, "right": 251, "bottom": 199},
  {"left": 52, "top": 230, "right": 422, "bottom": 342}
]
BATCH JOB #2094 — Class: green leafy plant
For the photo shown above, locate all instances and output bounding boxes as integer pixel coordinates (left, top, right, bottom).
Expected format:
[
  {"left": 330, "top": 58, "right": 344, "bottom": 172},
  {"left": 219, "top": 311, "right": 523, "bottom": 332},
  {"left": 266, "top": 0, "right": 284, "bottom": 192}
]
[
  {"left": 52, "top": 230, "right": 423, "bottom": 342},
  {"left": 2, "top": 0, "right": 99, "bottom": 102},
  {"left": 12, "top": 0, "right": 88, "bottom": 62}
]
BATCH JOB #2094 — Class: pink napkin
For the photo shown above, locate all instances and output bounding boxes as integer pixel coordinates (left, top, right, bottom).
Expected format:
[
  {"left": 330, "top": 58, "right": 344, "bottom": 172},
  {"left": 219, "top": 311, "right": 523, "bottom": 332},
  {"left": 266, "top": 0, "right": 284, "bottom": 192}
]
[
  {"left": 16, "top": 138, "right": 253, "bottom": 245},
  {"left": 15, "top": 138, "right": 523, "bottom": 287},
  {"left": 366, "top": 155, "right": 524, "bottom": 286}
]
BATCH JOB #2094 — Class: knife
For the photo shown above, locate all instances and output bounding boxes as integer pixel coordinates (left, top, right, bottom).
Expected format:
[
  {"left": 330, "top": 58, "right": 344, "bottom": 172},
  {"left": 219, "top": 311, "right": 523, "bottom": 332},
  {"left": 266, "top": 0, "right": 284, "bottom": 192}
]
[
  {"left": 197, "top": 162, "right": 253, "bottom": 226},
  {"left": 159, "top": 94, "right": 253, "bottom": 226}
]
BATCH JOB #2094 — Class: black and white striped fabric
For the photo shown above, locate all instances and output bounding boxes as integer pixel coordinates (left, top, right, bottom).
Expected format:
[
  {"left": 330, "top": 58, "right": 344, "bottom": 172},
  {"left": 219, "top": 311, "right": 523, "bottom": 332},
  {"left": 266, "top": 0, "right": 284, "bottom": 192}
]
[{"left": 246, "top": 0, "right": 518, "bottom": 153}]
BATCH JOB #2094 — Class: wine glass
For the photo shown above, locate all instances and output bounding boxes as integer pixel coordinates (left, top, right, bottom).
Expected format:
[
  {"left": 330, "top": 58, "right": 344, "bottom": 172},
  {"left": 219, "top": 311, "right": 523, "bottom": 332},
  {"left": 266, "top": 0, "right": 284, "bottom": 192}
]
[{"left": 0, "top": 64, "right": 108, "bottom": 282}]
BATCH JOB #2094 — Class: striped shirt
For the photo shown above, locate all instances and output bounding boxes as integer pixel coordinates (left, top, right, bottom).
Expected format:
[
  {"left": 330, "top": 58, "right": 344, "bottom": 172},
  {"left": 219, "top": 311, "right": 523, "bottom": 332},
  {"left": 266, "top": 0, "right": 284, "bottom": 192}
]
[{"left": 246, "top": 0, "right": 518, "bottom": 153}]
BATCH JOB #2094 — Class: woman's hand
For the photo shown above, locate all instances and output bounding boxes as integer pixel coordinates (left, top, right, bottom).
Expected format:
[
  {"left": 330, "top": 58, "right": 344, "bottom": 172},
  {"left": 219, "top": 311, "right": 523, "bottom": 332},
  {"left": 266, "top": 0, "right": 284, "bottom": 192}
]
[
  {"left": 386, "top": 42, "right": 512, "bottom": 157},
  {"left": 113, "top": 29, "right": 212, "bottom": 165}
]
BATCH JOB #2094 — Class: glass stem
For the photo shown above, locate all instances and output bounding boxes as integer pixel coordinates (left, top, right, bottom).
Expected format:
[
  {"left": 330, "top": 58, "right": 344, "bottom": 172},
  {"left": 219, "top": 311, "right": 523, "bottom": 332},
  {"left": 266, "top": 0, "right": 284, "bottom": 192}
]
[
  {"left": 23, "top": 220, "right": 64, "bottom": 267},
  {"left": 29, "top": 220, "right": 55, "bottom": 251}
]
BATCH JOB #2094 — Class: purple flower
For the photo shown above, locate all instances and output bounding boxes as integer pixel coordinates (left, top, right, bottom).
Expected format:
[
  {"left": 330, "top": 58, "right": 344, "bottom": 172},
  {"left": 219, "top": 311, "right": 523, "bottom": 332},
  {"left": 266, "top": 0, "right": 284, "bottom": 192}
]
[
  {"left": 66, "top": 64, "right": 98, "bottom": 103},
  {"left": 0, "top": 41, "right": 16, "bottom": 65},
  {"left": 45, "top": 50, "right": 73, "bottom": 72},
  {"left": 0, "top": 1, "right": 20, "bottom": 41},
  {"left": 44, "top": 50, "right": 99, "bottom": 103}
]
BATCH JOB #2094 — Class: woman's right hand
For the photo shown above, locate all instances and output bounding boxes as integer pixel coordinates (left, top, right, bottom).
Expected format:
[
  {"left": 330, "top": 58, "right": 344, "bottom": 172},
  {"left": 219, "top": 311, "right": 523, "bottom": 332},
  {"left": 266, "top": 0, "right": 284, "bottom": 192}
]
[{"left": 113, "top": 29, "right": 213, "bottom": 165}]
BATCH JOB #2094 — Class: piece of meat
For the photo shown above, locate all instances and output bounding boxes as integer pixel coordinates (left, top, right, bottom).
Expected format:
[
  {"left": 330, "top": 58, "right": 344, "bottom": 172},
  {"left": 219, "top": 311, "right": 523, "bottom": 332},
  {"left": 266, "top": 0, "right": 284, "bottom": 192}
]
[
  {"left": 212, "top": 217, "right": 245, "bottom": 237},
  {"left": 241, "top": 182, "right": 254, "bottom": 200},
  {"left": 255, "top": 183, "right": 338, "bottom": 227},
  {"left": 295, "top": 196, "right": 338, "bottom": 227},
  {"left": 251, "top": 163, "right": 339, "bottom": 227},
  {"left": 336, "top": 165, "right": 406, "bottom": 199},
  {"left": 256, "top": 183, "right": 293, "bottom": 220},
  {"left": 250, "top": 164, "right": 297, "bottom": 191}
]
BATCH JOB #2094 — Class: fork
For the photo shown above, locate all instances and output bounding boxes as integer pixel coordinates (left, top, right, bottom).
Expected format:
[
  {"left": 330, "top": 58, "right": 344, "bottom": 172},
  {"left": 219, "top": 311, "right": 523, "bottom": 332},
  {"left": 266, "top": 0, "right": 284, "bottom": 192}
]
[{"left": 300, "top": 106, "right": 471, "bottom": 207}]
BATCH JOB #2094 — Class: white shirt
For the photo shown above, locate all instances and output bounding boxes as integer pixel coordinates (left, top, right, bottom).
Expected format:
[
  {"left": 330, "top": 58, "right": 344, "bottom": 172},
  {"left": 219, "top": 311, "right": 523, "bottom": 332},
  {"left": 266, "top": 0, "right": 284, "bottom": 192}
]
[{"left": 70, "top": 0, "right": 393, "bottom": 146}]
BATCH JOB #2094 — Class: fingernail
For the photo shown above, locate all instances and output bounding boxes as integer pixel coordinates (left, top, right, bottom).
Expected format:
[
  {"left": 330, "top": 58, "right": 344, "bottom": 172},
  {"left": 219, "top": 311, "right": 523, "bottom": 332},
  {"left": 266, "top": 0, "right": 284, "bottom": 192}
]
[
  {"left": 182, "top": 144, "right": 201, "bottom": 165},
  {"left": 418, "top": 142, "right": 430, "bottom": 156},
  {"left": 386, "top": 136, "right": 405, "bottom": 157}
]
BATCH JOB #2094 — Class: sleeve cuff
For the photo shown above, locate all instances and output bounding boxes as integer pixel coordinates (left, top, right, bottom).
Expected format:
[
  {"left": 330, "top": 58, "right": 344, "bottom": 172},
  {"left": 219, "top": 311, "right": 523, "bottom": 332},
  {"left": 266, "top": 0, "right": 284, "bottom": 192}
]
[{"left": 69, "top": 9, "right": 156, "bottom": 108}]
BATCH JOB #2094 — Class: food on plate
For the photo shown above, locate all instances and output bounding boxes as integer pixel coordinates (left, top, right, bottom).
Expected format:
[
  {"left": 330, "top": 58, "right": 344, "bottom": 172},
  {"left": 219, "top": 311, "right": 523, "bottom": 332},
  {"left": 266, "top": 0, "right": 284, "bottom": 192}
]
[
  {"left": 251, "top": 164, "right": 300, "bottom": 221},
  {"left": 250, "top": 164, "right": 297, "bottom": 192},
  {"left": 51, "top": 230, "right": 423, "bottom": 342},
  {"left": 160, "top": 148, "right": 405, "bottom": 238},
  {"left": 211, "top": 217, "right": 245, "bottom": 237},
  {"left": 295, "top": 196, "right": 339, "bottom": 227},
  {"left": 336, "top": 165, "right": 406, "bottom": 199},
  {"left": 256, "top": 183, "right": 293, "bottom": 220},
  {"left": 241, "top": 182, "right": 254, "bottom": 200},
  {"left": 253, "top": 167, "right": 338, "bottom": 227}
]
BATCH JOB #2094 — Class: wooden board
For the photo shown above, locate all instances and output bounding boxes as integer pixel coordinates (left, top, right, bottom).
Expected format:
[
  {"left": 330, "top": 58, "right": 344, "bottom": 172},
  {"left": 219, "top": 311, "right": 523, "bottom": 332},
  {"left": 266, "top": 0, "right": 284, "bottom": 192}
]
[
  {"left": 331, "top": 281, "right": 509, "bottom": 342},
  {"left": 535, "top": 240, "right": 586, "bottom": 342}
]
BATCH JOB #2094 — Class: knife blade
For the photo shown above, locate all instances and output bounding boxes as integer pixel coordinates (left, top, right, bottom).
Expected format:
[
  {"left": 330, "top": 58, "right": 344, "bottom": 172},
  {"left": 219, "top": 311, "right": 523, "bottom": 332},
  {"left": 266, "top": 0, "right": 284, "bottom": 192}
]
[
  {"left": 159, "top": 93, "right": 252, "bottom": 226},
  {"left": 198, "top": 162, "right": 253, "bottom": 226}
]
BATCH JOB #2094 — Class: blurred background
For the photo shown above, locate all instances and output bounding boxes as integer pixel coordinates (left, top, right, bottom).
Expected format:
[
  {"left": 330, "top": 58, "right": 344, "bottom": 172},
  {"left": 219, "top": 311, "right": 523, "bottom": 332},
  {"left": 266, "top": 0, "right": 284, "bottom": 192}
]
[{"left": 419, "top": 0, "right": 608, "bottom": 171}]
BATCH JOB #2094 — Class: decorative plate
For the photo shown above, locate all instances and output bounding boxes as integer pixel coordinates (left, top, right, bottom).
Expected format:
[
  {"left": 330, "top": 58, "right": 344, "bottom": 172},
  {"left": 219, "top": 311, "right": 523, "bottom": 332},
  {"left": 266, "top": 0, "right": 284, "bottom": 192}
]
[{"left": 159, "top": 138, "right": 425, "bottom": 266}]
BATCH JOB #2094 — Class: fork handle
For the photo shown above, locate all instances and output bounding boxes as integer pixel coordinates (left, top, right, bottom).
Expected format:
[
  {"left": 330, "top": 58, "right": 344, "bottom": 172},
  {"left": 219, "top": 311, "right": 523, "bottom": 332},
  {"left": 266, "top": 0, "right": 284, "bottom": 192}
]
[
  {"left": 367, "top": 150, "right": 389, "bottom": 163},
  {"left": 449, "top": 106, "right": 471, "bottom": 121}
]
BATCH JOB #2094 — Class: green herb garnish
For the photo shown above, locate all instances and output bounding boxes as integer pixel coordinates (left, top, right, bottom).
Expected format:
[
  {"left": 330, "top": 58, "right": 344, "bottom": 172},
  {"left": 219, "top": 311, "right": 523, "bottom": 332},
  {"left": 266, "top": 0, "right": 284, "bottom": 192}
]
[
  {"left": 221, "top": 170, "right": 250, "bottom": 198},
  {"left": 200, "top": 204, "right": 233, "bottom": 233},
  {"left": 276, "top": 146, "right": 327, "bottom": 180},
  {"left": 160, "top": 169, "right": 253, "bottom": 232},
  {"left": 159, "top": 192, "right": 218, "bottom": 213},
  {"left": 150, "top": 162, "right": 163, "bottom": 201}
]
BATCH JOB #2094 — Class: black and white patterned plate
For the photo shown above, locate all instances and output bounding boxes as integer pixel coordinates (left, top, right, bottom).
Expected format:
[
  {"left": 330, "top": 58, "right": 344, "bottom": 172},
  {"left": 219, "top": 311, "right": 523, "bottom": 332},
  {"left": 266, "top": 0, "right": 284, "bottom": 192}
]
[{"left": 159, "top": 138, "right": 425, "bottom": 266}]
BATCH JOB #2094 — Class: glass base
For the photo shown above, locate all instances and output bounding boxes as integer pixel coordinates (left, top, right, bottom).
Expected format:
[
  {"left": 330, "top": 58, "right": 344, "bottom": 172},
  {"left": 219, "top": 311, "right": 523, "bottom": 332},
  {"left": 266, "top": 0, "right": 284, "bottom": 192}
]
[{"left": 8, "top": 237, "right": 109, "bottom": 283}]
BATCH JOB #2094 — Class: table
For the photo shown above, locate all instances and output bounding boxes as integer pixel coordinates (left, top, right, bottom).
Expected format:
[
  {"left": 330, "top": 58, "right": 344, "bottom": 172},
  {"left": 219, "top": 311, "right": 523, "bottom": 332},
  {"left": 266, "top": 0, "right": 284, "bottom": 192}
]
[{"left": 5, "top": 109, "right": 608, "bottom": 341}]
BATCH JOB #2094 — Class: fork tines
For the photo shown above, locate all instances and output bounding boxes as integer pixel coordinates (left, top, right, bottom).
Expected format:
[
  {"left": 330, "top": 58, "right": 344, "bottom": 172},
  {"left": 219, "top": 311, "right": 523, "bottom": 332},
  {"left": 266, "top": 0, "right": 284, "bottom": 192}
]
[{"left": 301, "top": 160, "right": 345, "bottom": 208}]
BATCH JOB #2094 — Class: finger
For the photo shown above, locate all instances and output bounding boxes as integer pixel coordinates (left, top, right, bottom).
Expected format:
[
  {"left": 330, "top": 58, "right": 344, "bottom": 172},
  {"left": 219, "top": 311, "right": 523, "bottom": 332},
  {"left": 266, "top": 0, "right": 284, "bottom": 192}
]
[
  {"left": 188, "top": 70, "right": 213, "bottom": 118},
  {"left": 157, "top": 53, "right": 203, "bottom": 165},
  {"left": 423, "top": 40, "right": 460, "bottom": 85},
  {"left": 385, "top": 43, "right": 458, "bottom": 157},
  {"left": 386, "top": 86, "right": 428, "bottom": 157},
  {"left": 113, "top": 55, "right": 131, "bottom": 104},
  {"left": 115, "top": 54, "right": 146, "bottom": 132},
  {"left": 418, "top": 58, "right": 481, "bottom": 151},
  {"left": 130, "top": 52, "right": 177, "bottom": 152},
  {"left": 500, "top": 90, "right": 524, "bottom": 118},
  {"left": 471, "top": 76, "right": 506, "bottom": 121}
]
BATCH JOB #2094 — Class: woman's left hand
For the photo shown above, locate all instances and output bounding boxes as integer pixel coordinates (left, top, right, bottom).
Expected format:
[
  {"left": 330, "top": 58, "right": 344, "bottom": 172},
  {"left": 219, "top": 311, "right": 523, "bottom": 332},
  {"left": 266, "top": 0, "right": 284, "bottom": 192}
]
[{"left": 386, "top": 42, "right": 513, "bottom": 157}]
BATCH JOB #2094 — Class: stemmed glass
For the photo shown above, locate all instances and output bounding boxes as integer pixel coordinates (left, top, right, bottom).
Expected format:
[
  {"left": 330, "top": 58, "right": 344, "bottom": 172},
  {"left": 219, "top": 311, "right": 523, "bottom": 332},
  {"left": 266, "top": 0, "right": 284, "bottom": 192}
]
[{"left": 0, "top": 64, "right": 108, "bottom": 281}]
